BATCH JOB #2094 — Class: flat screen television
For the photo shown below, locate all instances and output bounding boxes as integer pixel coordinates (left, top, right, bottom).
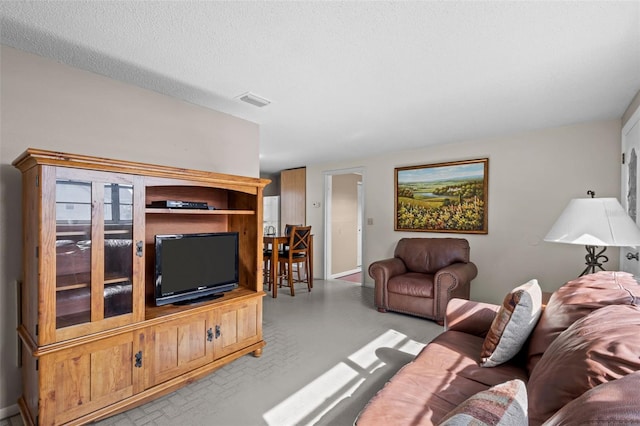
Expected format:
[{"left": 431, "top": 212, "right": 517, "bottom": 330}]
[{"left": 154, "top": 232, "right": 239, "bottom": 306}]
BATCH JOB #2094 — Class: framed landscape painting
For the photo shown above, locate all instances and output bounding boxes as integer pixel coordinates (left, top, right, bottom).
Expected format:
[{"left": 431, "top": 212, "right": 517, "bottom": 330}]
[{"left": 395, "top": 158, "right": 489, "bottom": 233}]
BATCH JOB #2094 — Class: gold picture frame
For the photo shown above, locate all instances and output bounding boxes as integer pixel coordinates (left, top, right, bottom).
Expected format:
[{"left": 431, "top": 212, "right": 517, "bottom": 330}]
[{"left": 395, "top": 158, "right": 489, "bottom": 233}]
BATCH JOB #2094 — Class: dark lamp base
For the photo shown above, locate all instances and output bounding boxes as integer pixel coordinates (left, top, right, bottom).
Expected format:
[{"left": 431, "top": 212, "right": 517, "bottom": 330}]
[{"left": 580, "top": 245, "right": 609, "bottom": 276}]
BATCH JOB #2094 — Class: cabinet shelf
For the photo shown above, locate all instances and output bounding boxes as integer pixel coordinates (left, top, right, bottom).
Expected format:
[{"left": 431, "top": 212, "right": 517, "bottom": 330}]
[
  {"left": 145, "top": 208, "right": 254, "bottom": 215},
  {"left": 57, "top": 229, "right": 132, "bottom": 237},
  {"left": 56, "top": 282, "right": 88, "bottom": 291},
  {"left": 145, "top": 287, "right": 256, "bottom": 320},
  {"left": 57, "top": 273, "right": 131, "bottom": 291}
]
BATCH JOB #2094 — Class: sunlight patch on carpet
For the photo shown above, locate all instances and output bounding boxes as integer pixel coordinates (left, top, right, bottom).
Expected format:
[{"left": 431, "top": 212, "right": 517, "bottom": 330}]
[{"left": 263, "top": 329, "right": 425, "bottom": 426}]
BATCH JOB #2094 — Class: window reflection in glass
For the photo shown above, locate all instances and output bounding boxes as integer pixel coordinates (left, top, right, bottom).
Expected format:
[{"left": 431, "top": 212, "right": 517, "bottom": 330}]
[
  {"left": 56, "top": 180, "right": 92, "bottom": 328},
  {"left": 56, "top": 181, "right": 91, "bottom": 223}
]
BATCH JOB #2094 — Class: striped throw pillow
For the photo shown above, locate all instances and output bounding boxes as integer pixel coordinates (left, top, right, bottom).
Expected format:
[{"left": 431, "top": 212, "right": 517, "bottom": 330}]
[{"left": 438, "top": 379, "right": 528, "bottom": 426}]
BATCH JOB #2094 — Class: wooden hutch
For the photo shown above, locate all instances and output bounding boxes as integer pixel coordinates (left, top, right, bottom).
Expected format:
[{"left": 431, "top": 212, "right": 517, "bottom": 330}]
[{"left": 13, "top": 149, "right": 269, "bottom": 426}]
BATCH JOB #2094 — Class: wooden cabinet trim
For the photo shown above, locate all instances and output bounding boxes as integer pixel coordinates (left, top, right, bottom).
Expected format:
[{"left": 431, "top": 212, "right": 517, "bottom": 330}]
[
  {"left": 13, "top": 148, "right": 270, "bottom": 192},
  {"left": 29, "top": 292, "right": 264, "bottom": 357}
]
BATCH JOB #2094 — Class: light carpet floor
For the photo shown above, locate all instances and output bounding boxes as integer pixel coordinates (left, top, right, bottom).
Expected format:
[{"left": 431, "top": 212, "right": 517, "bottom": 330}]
[{"left": 4, "top": 280, "right": 443, "bottom": 426}]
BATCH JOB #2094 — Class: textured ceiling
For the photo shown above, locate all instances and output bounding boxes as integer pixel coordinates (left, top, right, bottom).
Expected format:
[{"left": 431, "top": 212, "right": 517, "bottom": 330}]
[{"left": 1, "top": 1, "right": 639, "bottom": 174}]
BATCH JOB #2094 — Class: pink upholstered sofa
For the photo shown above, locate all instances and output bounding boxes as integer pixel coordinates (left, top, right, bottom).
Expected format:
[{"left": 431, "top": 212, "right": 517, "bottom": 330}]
[{"left": 356, "top": 271, "right": 640, "bottom": 425}]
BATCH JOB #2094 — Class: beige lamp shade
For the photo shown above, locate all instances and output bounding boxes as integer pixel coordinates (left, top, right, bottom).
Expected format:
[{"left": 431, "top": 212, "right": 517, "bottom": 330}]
[{"left": 544, "top": 198, "right": 640, "bottom": 248}]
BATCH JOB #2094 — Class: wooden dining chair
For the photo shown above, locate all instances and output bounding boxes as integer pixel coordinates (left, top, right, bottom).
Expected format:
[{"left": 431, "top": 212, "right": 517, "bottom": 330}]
[
  {"left": 263, "top": 245, "right": 273, "bottom": 291},
  {"left": 284, "top": 223, "right": 301, "bottom": 236},
  {"left": 281, "top": 223, "right": 301, "bottom": 252},
  {"left": 278, "top": 225, "right": 312, "bottom": 296}
]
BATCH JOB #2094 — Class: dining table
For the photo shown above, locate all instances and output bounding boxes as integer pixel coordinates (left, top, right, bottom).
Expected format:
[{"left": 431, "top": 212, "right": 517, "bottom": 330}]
[{"left": 263, "top": 234, "right": 313, "bottom": 298}]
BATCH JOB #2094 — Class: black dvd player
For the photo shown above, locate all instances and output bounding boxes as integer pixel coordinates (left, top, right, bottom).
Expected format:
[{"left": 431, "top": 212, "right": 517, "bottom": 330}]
[{"left": 149, "top": 200, "right": 209, "bottom": 209}]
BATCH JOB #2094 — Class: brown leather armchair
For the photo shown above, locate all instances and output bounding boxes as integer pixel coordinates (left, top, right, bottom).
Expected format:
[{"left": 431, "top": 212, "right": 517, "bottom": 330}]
[{"left": 369, "top": 238, "right": 477, "bottom": 324}]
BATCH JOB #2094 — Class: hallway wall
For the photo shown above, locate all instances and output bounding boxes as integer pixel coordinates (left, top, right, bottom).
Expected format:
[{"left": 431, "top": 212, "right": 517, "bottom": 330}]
[{"left": 331, "top": 173, "right": 362, "bottom": 275}]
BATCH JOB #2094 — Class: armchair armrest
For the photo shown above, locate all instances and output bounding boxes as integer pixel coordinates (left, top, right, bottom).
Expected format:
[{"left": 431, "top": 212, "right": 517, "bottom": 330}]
[
  {"left": 434, "top": 262, "right": 478, "bottom": 290},
  {"left": 436, "top": 262, "right": 478, "bottom": 286},
  {"left": 433, "top": 262, "right": 478, "bottom": 322},
  {"left": 444, "top": 298, "right": 500, "bottom": 337},
  {"left": 368, "top": 257, "right": 407, "bottom": 281},
  {"left": 369, "top": 257, "right": 407, "bottom": 311}
]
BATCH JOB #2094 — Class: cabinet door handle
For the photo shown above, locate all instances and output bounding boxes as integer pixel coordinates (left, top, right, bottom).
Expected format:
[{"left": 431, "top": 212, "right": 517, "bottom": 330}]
[
  {"left": 627, "top": 252, "right": 639, "bottom": 261},
  {"left": 135, "top": 350, "right": 143, "bottom": 368},
  {"left": 207, "top": 328, "right": 213, "bottom": 342},
  {"left": 215, "top": 325, "right": 221, "bottom": 339},
  {"left": 136, "top": 241, "right": 143, "bottom": 258}
]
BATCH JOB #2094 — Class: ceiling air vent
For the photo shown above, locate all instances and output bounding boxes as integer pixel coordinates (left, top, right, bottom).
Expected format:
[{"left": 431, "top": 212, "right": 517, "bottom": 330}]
[{"left": 236, "top": 92, "right": 271, "bottom": 108}]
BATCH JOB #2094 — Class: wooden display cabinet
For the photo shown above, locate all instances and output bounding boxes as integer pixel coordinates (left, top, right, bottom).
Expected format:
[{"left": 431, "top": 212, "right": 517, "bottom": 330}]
[{"left": 13, "top": 149, "right": 269, "bottom": 426}]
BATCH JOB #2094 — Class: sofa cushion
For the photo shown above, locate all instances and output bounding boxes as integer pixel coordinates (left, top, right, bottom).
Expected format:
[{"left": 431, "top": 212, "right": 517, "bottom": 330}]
[
  {"left": 355, "top": 330, "right": 529, "bottom": 426},
  {"left": 445, "top": 298, "right": 501, "bottom": 337},
  {"left": 526, "top": 271, "right": 640, "bottom": 375},
  {"left": 527, "top": 304, "right": 640, "bottom": 425},
  {"left": 438, "top": 379, "right": 528, "bottom": 426},
  {"left": 542, "top": 371, "right": 640, "bottom": 425},
  {"left": 422, "top": 331, "right": 529, "bottom": 386},
  {"left": 394, "top": 238, "right": 470, "bottom": 274},
  {"left": 387, "top": 272, "right": 434, "bottom": 297},
  {"left": 480, "top": 279, "right": 542, "bottom": 367}
]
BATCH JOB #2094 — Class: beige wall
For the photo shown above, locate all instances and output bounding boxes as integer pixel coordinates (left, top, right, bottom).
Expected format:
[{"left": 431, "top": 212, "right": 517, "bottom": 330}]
[
  {"left": 307, "top": 119, "right": 622, "bottom": 304},
  {"left": 0, "top": 46, "right": 259, "bottom": 414},
  {"left": 331, "top": 173, "right": 361, "bottom": 275}
]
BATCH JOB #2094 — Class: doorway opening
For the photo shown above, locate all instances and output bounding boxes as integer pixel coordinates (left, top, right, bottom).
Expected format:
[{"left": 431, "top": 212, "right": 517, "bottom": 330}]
[{"left": 323, "top": 168, "right": 365, "bottom": 284}]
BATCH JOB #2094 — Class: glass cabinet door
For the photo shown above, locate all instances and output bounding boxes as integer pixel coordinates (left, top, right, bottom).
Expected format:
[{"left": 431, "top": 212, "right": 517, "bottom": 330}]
[
  {"left": 56, "top": 180, "right": 93, "bottom": 328},
  {"left": 55, "top": 176, "right": 137, "bottom": 332},
  {"left": 103, "top": 182, "right": 134, "bottom": 320}
]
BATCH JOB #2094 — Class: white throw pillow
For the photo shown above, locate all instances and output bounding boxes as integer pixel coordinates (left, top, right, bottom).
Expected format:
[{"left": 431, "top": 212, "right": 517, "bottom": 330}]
[{"left": 480, "top": 279, "right": 542, "bottom": 367}]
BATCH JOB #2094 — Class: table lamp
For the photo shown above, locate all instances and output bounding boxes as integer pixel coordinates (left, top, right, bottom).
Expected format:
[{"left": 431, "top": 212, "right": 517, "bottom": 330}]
[{"left": 544, "top": 190, "right": 640, "bottom": 276}]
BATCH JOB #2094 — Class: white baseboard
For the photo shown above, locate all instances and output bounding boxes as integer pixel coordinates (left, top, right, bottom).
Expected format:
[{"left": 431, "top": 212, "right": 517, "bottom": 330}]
[{"left": 0, "top": 404, "right": 19, "bottom": 420}]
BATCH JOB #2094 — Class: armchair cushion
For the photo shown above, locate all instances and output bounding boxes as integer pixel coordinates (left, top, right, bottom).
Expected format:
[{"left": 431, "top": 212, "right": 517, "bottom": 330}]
[{"left": 388, "top": 273, "right": 434, "bottom": 298}]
